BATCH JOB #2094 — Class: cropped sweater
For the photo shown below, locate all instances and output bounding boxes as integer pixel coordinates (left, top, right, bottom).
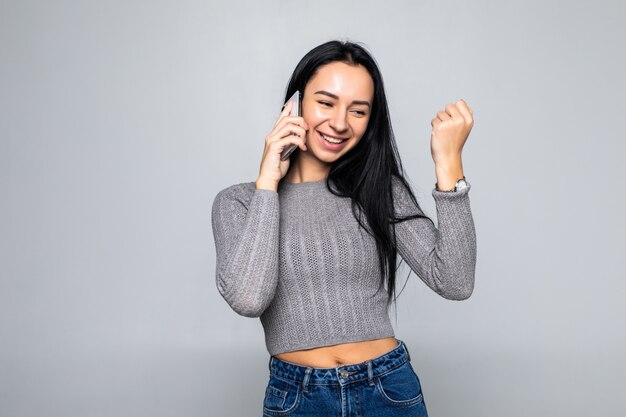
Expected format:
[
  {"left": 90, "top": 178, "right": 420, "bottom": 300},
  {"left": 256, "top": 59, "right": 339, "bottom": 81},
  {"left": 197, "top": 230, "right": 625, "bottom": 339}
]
[{"left": 211, "top": 176, "right": 476, "bottom": 356}]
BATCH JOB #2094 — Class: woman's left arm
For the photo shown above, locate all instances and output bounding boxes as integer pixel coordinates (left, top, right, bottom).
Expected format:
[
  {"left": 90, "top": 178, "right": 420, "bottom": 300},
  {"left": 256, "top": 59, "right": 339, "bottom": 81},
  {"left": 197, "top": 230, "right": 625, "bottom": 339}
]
[{"left": 394, "top": 99, "right": 476, "bottom": 300}]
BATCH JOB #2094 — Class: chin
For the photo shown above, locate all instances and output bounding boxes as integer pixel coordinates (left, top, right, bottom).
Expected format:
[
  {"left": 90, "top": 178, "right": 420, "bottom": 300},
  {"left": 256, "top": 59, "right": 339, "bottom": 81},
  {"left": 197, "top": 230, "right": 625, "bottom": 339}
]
[{"left": 310, "top": 148, "right": 347, "bottom": 163}]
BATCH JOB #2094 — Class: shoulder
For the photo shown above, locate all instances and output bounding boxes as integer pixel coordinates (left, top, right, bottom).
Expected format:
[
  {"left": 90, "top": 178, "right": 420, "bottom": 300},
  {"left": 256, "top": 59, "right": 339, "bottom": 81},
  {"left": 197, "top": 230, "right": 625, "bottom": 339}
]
[{"left": 212, "top": 181, "right": 257, "bottom": 210}]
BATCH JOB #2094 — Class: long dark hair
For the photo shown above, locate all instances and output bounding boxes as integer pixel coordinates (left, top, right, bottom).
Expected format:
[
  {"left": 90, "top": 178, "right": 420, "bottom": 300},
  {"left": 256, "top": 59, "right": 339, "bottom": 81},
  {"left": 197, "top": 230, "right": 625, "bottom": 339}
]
[{"left": 282, "top": 39, "right": 435, "bottom": 313}]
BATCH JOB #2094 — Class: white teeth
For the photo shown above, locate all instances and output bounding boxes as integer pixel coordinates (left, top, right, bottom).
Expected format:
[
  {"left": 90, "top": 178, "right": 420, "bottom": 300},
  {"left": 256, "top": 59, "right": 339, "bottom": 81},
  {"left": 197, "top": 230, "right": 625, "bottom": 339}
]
[{"left": 320, "top": 132, "right": 345, "bottom": 144}]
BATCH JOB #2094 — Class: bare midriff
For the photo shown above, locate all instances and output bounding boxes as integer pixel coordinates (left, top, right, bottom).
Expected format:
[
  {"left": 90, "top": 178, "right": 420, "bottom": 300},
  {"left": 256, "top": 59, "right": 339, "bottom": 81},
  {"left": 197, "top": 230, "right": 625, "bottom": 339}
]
[{"left": 273, "top": 337, "right": 399, "bottom": 368}]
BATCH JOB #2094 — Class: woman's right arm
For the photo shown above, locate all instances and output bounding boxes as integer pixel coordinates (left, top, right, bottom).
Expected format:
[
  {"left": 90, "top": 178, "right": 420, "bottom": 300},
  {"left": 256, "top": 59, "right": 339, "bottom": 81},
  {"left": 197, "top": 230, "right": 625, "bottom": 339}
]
[
  {"left": 211, "top": 185, "right": 280, "bottom": 317},
  {"left": 211, "top": 95, "right": 308, "bottom": 317}
]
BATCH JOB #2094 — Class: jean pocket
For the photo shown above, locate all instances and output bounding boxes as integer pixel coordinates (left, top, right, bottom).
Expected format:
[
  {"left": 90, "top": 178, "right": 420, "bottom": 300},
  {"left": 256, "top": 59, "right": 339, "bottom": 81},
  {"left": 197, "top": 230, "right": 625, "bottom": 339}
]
[
  {"left": 263, "top": 374, "right": 302, "bottom": 416},
  {"left": 374, "top": 360, "right": 424, "bottom": 407}
]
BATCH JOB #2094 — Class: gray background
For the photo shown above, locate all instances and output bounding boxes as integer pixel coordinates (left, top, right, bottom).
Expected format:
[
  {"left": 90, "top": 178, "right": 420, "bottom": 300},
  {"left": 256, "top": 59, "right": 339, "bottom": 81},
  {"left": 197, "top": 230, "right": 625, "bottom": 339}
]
[{"left": 1, "top": 0, "right": 625, "bottom": 416}]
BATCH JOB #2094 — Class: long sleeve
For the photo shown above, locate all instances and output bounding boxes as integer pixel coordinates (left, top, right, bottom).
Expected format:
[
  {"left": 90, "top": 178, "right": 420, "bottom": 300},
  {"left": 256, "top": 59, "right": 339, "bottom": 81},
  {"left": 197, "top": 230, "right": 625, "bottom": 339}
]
[
  {"left": 211, "top": 185, "right": 280, "bottom": 317},
  {"left": 392, "top": 176, "right": 477, "bottom": 300}
]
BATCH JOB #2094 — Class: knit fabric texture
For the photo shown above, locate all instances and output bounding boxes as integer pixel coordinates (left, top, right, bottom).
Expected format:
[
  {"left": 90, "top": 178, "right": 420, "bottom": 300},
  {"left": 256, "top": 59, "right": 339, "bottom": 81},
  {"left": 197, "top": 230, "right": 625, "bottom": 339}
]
[{"left": 211, "top": 176, "right": 476, "bottom": 356}]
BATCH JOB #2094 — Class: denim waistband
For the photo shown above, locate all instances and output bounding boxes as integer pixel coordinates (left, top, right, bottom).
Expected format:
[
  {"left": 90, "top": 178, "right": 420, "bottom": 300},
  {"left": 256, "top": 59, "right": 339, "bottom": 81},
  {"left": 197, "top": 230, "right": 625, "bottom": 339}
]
[{"left": 268, "top": 339, "right": 412, "bottom": 388}]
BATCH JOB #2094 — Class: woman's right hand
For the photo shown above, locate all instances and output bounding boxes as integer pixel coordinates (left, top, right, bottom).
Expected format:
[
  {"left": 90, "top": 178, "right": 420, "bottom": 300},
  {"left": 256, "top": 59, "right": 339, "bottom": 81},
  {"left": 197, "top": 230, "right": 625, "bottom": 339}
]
[{"left": 256, "top": 99, "right": 309, "bottom": 190}]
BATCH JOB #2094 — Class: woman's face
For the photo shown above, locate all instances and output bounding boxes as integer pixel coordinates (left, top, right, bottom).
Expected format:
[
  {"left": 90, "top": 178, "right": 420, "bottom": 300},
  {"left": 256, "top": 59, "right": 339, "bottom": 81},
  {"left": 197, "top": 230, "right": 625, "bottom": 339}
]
[{"left": 301, "top": 61, "right": 374, "bottom": 164}]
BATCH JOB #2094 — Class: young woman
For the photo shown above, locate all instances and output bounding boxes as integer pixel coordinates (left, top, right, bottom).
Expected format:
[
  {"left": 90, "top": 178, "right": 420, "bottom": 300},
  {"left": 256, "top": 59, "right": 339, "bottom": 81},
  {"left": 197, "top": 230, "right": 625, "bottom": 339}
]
[{"left": 211, "top": 40, "right": 476, "bottom": 417}]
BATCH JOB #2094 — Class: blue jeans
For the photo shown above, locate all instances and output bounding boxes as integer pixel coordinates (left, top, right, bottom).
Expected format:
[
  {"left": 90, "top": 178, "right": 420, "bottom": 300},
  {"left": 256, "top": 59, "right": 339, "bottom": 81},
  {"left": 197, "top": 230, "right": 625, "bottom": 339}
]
[{"left": 263, "top": 338, "right": 428, "bottom": 416}]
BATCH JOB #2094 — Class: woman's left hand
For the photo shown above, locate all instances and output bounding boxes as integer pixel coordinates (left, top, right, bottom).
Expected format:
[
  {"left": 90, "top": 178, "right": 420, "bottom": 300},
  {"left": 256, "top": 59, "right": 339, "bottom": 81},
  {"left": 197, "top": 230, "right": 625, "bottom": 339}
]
[{"left": 430, "top": 99, "right": 474, "bottom": 165}]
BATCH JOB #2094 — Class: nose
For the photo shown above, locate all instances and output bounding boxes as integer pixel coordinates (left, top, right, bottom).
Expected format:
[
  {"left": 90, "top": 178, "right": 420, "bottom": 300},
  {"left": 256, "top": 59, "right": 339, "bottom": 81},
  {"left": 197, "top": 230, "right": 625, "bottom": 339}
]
[{"left": 328, "top": 106, "right": 348, "bottom": 133}]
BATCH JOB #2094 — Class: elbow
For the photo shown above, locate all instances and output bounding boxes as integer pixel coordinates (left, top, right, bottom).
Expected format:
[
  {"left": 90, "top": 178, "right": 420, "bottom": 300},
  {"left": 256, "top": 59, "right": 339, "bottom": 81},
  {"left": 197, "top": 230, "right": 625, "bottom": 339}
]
[
  {"left": 431, "top": 255, "right": 476, "bottom": 300},
  {"left": 216, "top": 274, "right": 273, "bottom": 318},
  {"left": 219, "top": 289, "right": 270, "bottom": 318},
  {"left": 440, "top": 284, "right": 474, "bottom": 300},
  {"left": 437, "top": 272, "right": 475, "bottom": 301},
  {"left": 228, "top": 289, "right": 273, "bottom": 317},
  {"left": 230, "top": 302, "right": 267, "bottom": 318}
]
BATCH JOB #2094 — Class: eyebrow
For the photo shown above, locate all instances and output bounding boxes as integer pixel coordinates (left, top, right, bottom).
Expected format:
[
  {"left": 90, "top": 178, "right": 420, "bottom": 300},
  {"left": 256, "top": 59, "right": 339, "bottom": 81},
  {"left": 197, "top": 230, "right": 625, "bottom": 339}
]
[{"left": 314, "top": 90, "right": 371, "bottom": 108}]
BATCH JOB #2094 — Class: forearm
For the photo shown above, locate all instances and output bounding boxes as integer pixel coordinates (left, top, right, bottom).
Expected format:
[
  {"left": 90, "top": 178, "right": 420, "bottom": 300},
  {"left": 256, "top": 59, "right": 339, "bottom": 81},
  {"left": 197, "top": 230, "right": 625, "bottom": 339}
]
[
  {"left": 396, "top": 188, "right": 476, "bottom": 299},
  {"left": 392, "top": 174, "right": 476, "bottom": 300},
  {"left": 429, "top": 187, "right": 476, "bottom": 298}
]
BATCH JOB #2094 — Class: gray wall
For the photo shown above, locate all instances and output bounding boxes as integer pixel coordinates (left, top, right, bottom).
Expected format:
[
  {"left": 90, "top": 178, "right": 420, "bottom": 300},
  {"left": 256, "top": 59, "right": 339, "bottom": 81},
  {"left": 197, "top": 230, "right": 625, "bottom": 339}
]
[{"left": 1, "top": 0, "right": 624, "bottom": 416}]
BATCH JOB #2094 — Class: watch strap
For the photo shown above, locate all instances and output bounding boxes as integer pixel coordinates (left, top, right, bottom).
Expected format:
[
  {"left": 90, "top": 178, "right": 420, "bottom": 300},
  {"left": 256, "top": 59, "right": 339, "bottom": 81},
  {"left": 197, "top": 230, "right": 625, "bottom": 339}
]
[{"left": 435, "top": 175, "right": 467, "bottom": 192}]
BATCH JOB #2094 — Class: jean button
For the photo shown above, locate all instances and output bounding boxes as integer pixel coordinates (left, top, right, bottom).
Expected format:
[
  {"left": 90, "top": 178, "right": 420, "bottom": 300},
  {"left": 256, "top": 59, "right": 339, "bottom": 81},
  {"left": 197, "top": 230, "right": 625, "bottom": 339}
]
[{"left": 339, "top": 370, "right": 350, "bottom": 378}]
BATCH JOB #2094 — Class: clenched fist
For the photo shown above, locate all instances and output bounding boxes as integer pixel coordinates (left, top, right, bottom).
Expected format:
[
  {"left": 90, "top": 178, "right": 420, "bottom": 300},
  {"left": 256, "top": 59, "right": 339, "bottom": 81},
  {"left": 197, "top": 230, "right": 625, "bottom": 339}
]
[{"left": 430, "top": 99, "right": 474, "bottom": 166}]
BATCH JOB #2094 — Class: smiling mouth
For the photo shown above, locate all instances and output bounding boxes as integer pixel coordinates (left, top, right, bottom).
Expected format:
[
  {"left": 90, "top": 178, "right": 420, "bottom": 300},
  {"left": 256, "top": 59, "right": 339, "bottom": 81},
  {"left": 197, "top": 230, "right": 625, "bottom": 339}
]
[{"left": 318, "top": 131, "right": 349, "bottom": 143}]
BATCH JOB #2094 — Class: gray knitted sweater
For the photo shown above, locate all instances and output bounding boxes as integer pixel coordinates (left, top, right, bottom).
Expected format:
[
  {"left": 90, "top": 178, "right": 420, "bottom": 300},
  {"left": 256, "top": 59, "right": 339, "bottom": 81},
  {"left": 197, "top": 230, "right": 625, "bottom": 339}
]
[{"left": 211, "top": 176, "right": 476, "bottom": 356}]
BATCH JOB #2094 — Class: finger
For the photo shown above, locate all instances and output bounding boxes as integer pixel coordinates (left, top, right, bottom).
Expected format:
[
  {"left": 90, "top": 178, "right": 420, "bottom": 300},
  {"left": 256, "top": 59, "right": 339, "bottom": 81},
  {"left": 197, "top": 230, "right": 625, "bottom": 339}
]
[
  {"left": 271, "top": 115, "right": 308, "bottom": 137},
  {"left": 271, "top": 124, "right": 307, "bottom": 143},
  {"left": 282, "top": 98, "right": 293, "bottom": 114},
  {"left": 437, "top": 110, "right": 450, "bottom": 121},
  {"left": 445, "top": 103, "right": 463, "bottom": 120},
  {"left": 431, "top": 117, "right": 440, "bottom": 127},
  {"left": 275, "top": 132, "right": 308, "bottom": 152},
  {"left": 455, "top": 99, "right": 473, "bottom": 122},
  {"left": 273, "top": 100, "right": 294, "bottom": 128}
]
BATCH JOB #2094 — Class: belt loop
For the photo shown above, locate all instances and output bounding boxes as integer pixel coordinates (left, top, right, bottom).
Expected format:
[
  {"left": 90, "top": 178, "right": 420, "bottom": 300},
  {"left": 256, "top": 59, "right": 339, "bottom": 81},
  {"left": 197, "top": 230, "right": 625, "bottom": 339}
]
[
  {"left": 404, "top": 342, "right": 411, "bottom": 362},
  {"left": 269, "top": 356, "right": 274, "bottom": 372},
  {"left": 302, "top": 367, "right": 312, "bottom": 393},
  {"left": 367, "top": 360, "right": 374, "bottom": 386}
]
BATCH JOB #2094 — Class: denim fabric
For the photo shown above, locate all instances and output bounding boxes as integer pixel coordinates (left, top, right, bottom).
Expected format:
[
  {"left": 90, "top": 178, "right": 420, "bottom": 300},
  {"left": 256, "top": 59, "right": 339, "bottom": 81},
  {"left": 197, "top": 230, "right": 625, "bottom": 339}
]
[{"left": 263, "top": 339, "right": 428, "bottom": 417}]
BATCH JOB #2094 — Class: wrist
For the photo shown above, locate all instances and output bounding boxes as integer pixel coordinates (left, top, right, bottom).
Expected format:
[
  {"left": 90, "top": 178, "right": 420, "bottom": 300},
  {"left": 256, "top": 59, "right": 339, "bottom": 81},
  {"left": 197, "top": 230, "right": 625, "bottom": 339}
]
[
  {"left": 435, "top": 164, "right": 464, "bottom": 191},
  {"left": 256, "top": 178, "right": 279, "bottom": 192},
  {"left": 434, "top": 157, "right": 463, "bottom": 173}
]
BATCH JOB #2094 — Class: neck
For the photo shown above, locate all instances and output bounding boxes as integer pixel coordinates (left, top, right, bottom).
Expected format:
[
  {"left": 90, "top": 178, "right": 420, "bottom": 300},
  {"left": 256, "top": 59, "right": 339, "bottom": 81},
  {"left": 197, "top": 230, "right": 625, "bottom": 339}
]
[{"left": 283, "top": 153, "right": 331, "bottom": 183}]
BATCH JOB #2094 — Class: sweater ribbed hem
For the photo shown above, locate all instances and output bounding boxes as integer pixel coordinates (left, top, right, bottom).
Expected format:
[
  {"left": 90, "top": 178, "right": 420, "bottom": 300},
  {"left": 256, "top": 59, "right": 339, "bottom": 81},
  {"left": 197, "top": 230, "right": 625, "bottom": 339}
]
[{"left": 266, "top": 328, "right": 397, "bottom": 356}]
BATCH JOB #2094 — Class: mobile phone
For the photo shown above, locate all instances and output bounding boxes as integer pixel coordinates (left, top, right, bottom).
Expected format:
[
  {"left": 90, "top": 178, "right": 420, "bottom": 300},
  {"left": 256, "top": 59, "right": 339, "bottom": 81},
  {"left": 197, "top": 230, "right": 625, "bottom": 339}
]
[{"left": 280, "top": 90, "right": 302, "bottom": 161}]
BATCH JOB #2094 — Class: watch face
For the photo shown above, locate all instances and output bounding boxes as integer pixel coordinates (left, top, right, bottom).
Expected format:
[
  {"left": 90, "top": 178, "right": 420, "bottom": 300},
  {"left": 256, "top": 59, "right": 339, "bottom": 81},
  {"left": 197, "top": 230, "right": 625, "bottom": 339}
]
[{"left": 456, "top": 179, "right": 468, "bottom": 190}]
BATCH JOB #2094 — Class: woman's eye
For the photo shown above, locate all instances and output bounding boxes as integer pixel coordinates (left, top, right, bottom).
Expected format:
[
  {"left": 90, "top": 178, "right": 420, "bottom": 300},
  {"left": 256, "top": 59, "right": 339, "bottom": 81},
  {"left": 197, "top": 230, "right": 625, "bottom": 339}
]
[{"left": 318, "top": 101, "right": 367, "bottom": 116}]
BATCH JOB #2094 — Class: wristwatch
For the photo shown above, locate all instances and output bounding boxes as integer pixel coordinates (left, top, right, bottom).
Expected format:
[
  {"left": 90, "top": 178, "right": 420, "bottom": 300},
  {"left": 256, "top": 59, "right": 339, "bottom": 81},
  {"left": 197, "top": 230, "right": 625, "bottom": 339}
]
[{"left": 435, "top": 176, "right": 468, "bottom": 192}]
